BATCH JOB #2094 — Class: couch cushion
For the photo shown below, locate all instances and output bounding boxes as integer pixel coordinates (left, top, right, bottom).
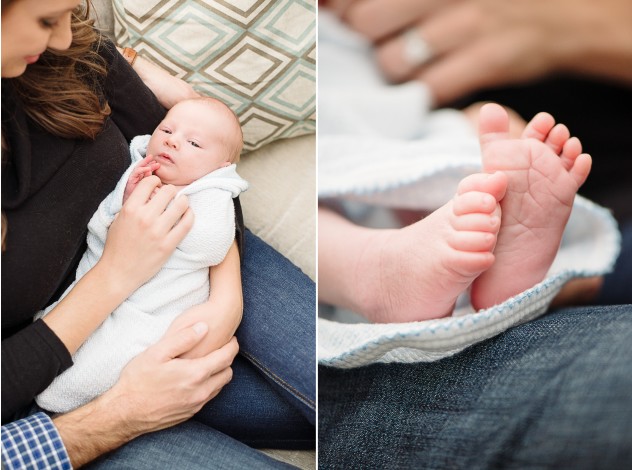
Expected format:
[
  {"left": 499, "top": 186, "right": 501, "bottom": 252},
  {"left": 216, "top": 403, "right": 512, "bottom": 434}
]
[
  {"left": 113, "top": 0, "right": 316, "bottom": 153},
  {"left": 237, "top": 134, "right": 315, "bottom": 280}
]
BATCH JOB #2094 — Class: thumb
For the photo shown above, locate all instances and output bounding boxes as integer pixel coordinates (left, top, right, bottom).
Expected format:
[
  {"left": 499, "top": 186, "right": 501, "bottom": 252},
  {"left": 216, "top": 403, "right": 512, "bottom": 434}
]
[{"left": 155, "top": 322, "right": 208, "bottom": 360}]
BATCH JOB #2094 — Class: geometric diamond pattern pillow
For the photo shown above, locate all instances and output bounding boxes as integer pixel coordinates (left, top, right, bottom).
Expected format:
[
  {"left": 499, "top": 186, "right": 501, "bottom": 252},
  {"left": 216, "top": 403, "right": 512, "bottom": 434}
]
[{"left": 113, "top": 0, "right": 315, "bottom": 153}]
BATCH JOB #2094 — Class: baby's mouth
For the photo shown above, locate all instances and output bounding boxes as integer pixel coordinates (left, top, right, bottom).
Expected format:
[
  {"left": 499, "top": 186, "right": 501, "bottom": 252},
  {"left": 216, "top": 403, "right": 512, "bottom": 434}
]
[{"left": 156, "top": 153, "right": 174, "bottom": 163}]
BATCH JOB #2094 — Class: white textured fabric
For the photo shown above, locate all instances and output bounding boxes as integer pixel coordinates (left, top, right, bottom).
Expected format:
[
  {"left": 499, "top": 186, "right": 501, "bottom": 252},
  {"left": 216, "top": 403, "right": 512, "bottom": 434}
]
[
  {"left": 318, "top": 12, "right": 621, "bottom": 368},
  {"left": 36, "top": 135, "right": 248, "bottom": 412}
]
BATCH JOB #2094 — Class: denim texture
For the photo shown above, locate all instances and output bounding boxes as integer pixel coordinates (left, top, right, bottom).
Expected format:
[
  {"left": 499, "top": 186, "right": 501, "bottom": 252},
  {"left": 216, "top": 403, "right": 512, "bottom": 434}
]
[
  {"left": 86, "top": 230, "right": 315, "bottom": 467},
  {"left": 194, "top": 355, "right": 314, "bottom": 449},
  {"left": 319, "top": 305, "right": 632, "bottom": 469},
  {"left": 237, "top": 230, "right": 316, "bottom": 424},
  {"left": 87, "top": 420, "right": 296, "bottom": 469}
]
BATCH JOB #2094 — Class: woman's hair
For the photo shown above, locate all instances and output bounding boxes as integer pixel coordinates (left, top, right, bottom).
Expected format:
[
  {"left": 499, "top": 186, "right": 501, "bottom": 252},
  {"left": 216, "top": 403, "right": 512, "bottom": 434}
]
[
  {"left": 2, "top": 0, "right": 111, "bottom": 250},
  {"left": 10, "top": 1, "right": 111, "bottom": 139}
]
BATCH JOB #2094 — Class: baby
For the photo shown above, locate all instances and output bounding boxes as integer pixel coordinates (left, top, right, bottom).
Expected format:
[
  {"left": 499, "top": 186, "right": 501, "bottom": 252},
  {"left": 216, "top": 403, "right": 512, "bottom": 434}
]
[{"left": 36, "top": 97, "right": 249, "bottom": 413}]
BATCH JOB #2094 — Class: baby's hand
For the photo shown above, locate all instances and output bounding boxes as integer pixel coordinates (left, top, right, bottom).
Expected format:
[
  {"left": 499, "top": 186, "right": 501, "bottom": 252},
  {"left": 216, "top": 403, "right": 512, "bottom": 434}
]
[{"left": 123, "top": 155, "right": 160, "bottom": 204}]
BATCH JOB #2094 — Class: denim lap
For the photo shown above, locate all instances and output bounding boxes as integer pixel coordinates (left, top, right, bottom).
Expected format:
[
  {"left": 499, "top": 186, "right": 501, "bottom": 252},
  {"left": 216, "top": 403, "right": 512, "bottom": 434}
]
[
  {"left": 319, "top": 305, "right": 632, "bottom": 469},
  {"left": 238, "top": 230, "right": 316, "bottom": 424}
]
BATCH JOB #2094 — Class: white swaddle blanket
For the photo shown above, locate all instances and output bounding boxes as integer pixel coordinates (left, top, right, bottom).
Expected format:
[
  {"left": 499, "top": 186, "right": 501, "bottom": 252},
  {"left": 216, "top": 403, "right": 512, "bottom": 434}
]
[
  {"left": 318, "top": 12, "right": 621, "bottom": 368},
  {"left": 36, "top": 135, "right": 248, "bottom": 412}
]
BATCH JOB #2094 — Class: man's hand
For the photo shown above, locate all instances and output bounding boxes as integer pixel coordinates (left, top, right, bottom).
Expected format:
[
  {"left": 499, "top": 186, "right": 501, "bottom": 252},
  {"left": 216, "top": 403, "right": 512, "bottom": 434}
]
[{"left": 54, "top": 323, "right": 238, "bottom": 468}]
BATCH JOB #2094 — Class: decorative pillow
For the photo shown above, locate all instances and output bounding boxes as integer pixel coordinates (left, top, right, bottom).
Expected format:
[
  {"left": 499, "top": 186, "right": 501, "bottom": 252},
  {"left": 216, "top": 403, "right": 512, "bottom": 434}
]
[{"left": 113, "top": 0, "right": 316, "bottom": 153}]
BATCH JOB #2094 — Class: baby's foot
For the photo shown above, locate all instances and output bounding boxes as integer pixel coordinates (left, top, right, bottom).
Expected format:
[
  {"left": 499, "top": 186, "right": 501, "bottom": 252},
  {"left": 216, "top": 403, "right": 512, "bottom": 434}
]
[
  {"left": 358, "top": 172, "right": 507, "bottom": 323},
  {"left": 470, "top": 103, "right": 592, "bottom": 310}
]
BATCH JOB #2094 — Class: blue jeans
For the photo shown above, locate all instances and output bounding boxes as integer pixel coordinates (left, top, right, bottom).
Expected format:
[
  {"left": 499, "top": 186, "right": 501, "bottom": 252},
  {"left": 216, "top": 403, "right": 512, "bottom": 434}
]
[
  {"left": 236, "top": 230, "right": 316, "bottom": 425},
  {"left": 319, "top": 305, "right": 632, "bottom": 469},
  {"left": 87, "top": 421, "right": 296, "bottom": 469},
  {"left": 88, "top": 231, "right": 315, "bottom": 468}
]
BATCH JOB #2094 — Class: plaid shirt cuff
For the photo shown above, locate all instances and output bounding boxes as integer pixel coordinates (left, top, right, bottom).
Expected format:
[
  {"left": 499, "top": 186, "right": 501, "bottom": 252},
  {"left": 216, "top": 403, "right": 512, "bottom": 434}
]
[{"left": 1, "top": 412, "right": 72, "bottom": 469}]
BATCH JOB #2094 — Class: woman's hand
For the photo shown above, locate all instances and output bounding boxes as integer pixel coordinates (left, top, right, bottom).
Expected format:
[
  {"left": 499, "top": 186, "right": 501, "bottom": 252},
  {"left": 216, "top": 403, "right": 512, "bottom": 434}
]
[
  {"left": 98, "top": 176, "right": 194, "bottom": 297},
  {"left": 332, "top": 0, "right": 632, "bottom": 106},
  {"left": 132, "top": 55, "right": 200, "bottom": 109},
  {"left": 54, "top": 323, "right": 238, "bottom": 468}
]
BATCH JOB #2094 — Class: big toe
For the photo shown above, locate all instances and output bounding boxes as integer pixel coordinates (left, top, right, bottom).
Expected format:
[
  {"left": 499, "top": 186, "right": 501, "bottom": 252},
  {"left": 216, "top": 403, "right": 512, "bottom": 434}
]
[{"left": 479, "top": 103, "right": 511, "bottom": 146}]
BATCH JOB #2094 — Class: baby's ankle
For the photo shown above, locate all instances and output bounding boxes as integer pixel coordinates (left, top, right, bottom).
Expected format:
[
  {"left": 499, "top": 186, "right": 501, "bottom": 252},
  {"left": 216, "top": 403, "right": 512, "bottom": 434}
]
[{"left": 352, "top": 229, "right": 399, "bottom": 323}]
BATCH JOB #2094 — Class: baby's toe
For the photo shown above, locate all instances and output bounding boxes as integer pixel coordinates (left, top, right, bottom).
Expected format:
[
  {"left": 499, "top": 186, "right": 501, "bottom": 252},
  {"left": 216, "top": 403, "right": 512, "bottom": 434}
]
[
  {"left": 447, "top": 230, "right": 497, "bottom": 253},
  {"left": 447, "top": 250, "right": 496, "bottom": 277},
  {"left": 457, "top": 172, "right": 508, "bottom": 202},
  {"left": 569, "top": 153, "right": 592, "bottom": 187},
  {"left": 545, "top": 123, "right": 570, "bottom": 155},
  {"left": 560, "top": 137, "right": 582, "bottom": 171},
  {"left": 453, "top": 191, "right": 497, "bottom": 216},
  {"left": 450, "top": 212, "right": 500, "bottom": 234},
  {"left": 522, "top": 112, "right": 555, "bottom": 142}
]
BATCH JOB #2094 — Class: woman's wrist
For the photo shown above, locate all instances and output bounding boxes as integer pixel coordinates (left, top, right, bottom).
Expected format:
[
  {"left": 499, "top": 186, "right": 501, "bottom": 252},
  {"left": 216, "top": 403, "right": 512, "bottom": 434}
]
[
  {"left": 90, "top": 259, "right": 134, "bottom": 305},
  {"left": 116, "top": 46, "right": 138, "bottom": 67},
  {"left": 116, "top": 44, "right": 199, "bottom": 108},
  {"left": 41, "top": 261, "right": 133, "bottom": 355},
  {"left": 121, "top": 47, "right": 138, "bottom": 67}
]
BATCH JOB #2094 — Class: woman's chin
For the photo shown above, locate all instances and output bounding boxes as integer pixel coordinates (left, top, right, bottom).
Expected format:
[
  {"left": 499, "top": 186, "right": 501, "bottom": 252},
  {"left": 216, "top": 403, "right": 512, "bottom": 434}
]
[{"left": 1, "top": 61, "right": 28, "bottom": 78}]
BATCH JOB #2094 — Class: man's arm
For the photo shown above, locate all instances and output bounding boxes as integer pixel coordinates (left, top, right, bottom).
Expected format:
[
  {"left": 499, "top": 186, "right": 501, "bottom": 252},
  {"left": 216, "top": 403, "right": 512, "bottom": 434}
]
[
  {"left": 55, "top": 323, "right": 237, "bottom": 468},
  {"left": 2, "top": 321, "right": 238, "bottom": 469},
  {"left": 2, "top": 413, "right": 72, "bottom": 470},
  {"left": 165, "top": 240, "right": 243, "bottom": 359}
]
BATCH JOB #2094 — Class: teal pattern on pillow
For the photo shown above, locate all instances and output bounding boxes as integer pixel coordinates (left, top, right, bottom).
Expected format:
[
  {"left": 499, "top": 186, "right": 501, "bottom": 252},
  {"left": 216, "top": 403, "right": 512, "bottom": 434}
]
[{"left": 113, "top": 0, "right": 316, "bottom": 152}]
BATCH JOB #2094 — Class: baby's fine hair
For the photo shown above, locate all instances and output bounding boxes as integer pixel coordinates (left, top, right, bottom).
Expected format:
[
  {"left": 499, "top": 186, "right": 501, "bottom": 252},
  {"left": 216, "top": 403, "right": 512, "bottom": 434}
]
[{"left": 189, "top": 96, "right": 243, "bottom": 163}]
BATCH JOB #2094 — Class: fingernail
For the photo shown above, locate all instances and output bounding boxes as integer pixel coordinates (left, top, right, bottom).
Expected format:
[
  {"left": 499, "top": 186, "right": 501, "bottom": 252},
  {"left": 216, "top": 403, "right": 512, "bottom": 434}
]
[{"left": 193, "top": 322, "right": 208, "bottom": 336}]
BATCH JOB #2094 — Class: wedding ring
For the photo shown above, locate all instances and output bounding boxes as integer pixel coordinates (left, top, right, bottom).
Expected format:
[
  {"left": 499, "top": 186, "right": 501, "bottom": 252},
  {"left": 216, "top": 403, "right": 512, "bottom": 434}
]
[{"left": 402, "top": 28, "right": 434, "bottom": 68}]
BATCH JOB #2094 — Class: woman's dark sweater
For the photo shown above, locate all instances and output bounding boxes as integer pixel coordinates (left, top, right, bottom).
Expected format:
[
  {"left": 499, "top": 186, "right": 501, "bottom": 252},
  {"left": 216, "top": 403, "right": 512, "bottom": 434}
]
[{"left": 1, "top": 39, "right": 243, "bottom": 422}]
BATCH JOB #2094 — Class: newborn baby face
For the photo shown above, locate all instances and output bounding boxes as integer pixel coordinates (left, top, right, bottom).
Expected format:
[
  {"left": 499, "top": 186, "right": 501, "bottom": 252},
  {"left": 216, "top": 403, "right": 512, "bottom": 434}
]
[{"left": 147, "top": 99, "right": 237, "bottom": 185}]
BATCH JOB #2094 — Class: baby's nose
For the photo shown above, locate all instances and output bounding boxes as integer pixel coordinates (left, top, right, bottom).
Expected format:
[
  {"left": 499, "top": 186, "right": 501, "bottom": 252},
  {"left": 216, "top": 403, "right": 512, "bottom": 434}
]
[{"left": 165, "top": 136, "right": 179, "bottom": 149}]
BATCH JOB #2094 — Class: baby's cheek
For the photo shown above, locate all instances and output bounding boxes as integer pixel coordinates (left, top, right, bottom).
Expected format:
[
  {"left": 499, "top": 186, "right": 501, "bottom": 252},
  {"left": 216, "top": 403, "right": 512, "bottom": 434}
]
[{"left": 146, "top": 136, "right": 160, "bottom": 154}]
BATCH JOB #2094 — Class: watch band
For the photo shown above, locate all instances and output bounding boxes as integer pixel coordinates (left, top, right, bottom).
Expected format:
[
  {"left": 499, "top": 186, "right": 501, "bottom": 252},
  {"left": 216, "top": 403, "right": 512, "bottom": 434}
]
[{"left": 122, "top": 47, "right": 138, "bottom": 67}]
